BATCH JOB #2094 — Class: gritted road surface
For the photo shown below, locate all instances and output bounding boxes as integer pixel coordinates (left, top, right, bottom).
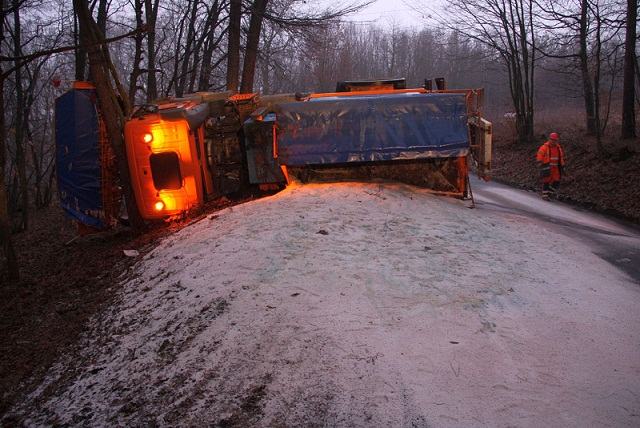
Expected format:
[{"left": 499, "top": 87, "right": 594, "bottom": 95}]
[{"left": 8, "top": 181, "right": 640, "bottom": 427}]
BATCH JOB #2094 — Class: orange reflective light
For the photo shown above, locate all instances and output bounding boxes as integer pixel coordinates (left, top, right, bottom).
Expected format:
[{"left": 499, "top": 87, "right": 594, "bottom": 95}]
[
  {"left": 154, "top": 200, "right": 165, "bottom": 211},
  {"left": 143, "top": 132, "right": 153, "bottom": 143}
]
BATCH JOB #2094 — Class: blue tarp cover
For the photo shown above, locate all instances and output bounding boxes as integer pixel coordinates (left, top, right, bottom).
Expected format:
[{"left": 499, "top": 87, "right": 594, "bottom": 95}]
[
  {"left": 275, "top": 92, "right": 469, "bottom": 166},
  {"left": 55, "top": 89, "right": 104, "bottom": 228}
]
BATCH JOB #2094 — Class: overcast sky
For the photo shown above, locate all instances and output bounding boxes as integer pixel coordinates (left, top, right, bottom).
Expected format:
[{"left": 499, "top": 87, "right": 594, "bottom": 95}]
[
  {"left": 347, "top": 1, "right": 425, "bottom": 27},
  {"left": 314, "top": 0, "right": 437, "bottom": 29}
]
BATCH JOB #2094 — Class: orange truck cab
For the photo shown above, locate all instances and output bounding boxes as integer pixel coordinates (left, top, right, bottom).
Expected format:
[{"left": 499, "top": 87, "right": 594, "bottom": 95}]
[{"left": 124, "top": 100, "right": 213, "bottom": 219}]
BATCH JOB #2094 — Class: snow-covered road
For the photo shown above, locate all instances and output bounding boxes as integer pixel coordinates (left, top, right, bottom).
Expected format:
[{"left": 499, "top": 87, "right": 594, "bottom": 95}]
[{"left": 12, "top": 180, "right": 640, "bottom": 427}]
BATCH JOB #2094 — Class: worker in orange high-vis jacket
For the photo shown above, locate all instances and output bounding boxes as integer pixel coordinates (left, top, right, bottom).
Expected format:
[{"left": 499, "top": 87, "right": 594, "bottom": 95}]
[{"left": 536, "top": 132, "right": 566, "bottom": 200}]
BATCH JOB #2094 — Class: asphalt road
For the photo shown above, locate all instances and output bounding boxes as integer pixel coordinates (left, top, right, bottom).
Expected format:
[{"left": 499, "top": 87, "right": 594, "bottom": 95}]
[{"left": 471, "top": 177, "right": 640, "bottom": 283}]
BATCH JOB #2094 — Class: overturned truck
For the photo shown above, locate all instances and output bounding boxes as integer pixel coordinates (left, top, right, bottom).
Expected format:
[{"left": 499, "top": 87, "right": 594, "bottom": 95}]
[{"left": 56, "top": 78, "right": 492, "bottom": 225}]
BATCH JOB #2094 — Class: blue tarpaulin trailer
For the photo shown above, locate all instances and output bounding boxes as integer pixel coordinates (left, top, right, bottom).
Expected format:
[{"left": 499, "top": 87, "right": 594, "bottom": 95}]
[
  {"left": 55, "top": 86, "right": 113, "bottom": 229},
  {"left": 277, "top": 92, "right": 469, "bottom": 165},
  {"left": 245, "top": 92, "right": 470, "bottom": 186}
]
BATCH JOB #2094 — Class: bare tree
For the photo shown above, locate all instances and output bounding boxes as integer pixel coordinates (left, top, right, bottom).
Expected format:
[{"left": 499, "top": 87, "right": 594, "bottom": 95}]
[
  {"left": 240, "top": 0, "right": 269, "bottom": 93},
  {"left": 96, "top": 0, "right": 108, "bottom": 36},
  {"left": 436, "top": 0, "right": 537, "bottom": 143},
  {"left": 73, "top": 0, "right": 146, "bottom": 232},
  {"left": 11, "top": 0, "right": 29, "bottom": 231},
  {"left": 144, "top": 0, "right": 160, "bottom": 101},
  {"left": 74, "top": 0, "right": 87, "bottom": 80},
  {"left": 536, "top": 0, "right": 625, "bottom": 147},
  {"left": 27, "top": 69, "right": 58, "bottom": 209},
  {"left": 225, "top": 0, "right": 371, "bottom": 93},
  {"left": 128, "top": 0, "right": 145, "bottom": 106},
  {"left": 0, "top": 4, "right": 19, "bottom": 281},
  {"left": 226, "top": 0, "right": 242, "bottom": 91},
  {"left": 175, "top": 0, "right": 200, "bottom": 97},
  {"left": 621, "top": 0, "right": 636, "bottom": 138},
  {"left": 198, "top": 0, "right": 225, "bottom": 91}
]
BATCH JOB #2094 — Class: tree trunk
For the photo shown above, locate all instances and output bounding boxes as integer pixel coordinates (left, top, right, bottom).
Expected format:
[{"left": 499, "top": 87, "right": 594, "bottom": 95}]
[
  {"left": 88, "top": 0, "right": 109, "bottom": 81},
  {"left": 144, "top": 0, "right": 159, "bottom": 101},
  {"left": 197, "top": 1, "right": 222, "bottom": 91},
  {"left": 188, "top": 5, "right": 220, "bottom": 94},
  {"left": 500, "top": 0, "right": 534, "bottom": 144},
  {"left": 28, "top": 128, "right": 42, "bottom": 208},
  {"left": 74, "top": 0, "right": 146, "bottom": 232},
  {"left": 621, "top": 0, "right": 637, "bottom": 139},
  {"left": 128, "top": 0, "right": 145, "bottom": 106},
  {"left": 166, "top": 12, "right": 187, "bottom": 96},
  {"left": 73, "top": 3, "right": 87, "bottom": 81},
  {"left": 0, "top": 79, "right": 18, "bottom": 282},
  {"left": 226, "top": 0, "right": 242, "bottom": 91},
  {"left": 0, "top": 8, "right": 19, "bottom": 281},
  {"left": 176, "top": 0, "right": 199, "bottom": 97},
  {"left": 580, "top": 0, "right": 597, "bottom": 135},
  {"left": 12, "top": 0, "right": 28, "bottom": 231},
  {"left": 593, "top": 1, "right": 604, "bottom": 153},
  {"left": 240, "top": 0, "right": 269, "bottom": 93},
  {"left": 96, "top": 0, "right": 108, "bottom": 36}
]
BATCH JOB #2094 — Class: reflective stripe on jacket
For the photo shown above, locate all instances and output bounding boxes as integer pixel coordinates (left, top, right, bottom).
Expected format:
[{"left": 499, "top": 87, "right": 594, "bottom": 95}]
[
  {"left": 536, "top": 141, "right": 565, "bottom": 166},
  {"left": 536, "top": 141, "right": 565, "bottom": 183}
]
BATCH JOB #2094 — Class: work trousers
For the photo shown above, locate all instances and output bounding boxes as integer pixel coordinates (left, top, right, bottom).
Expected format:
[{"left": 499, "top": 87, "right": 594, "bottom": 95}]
[{"left": 542, "top": 181, "right": 560, "bottom": 198}]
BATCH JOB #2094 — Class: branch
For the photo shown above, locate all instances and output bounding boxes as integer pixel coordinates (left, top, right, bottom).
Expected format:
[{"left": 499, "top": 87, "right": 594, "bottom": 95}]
[
  {"left": 263, "top": 1, "right": 374, "bottom": 28},
  {"left": 0, "top": 26, "right": 148, "bottom": 80}
]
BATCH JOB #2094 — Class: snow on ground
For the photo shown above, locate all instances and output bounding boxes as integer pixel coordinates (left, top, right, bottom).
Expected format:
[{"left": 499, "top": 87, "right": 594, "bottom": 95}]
[{"left": 12, "top": 181, "right": 640, "bottom": 427}]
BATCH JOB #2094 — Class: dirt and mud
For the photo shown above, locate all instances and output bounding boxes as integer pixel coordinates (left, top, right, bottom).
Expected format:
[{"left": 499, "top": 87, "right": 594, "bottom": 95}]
[{"left": 0, "top": 193, "right": 254, "bottom": 422}]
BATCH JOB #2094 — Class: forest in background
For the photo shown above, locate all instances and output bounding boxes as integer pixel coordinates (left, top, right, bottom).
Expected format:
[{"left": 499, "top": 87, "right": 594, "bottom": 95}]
[{"left": 0, "top": 0, "right": 637, "bottom": 280}]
